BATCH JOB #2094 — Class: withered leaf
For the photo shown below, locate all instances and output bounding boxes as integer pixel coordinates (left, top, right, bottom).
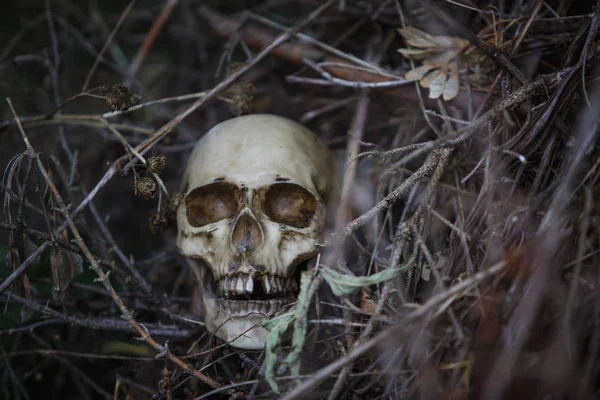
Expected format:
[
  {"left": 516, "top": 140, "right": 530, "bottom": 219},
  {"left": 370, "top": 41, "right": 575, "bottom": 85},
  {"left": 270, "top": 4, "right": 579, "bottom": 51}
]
[
  {"left": 397, "top": 26, "right": 469, "bottom": 101},
  {"left": 23, "top": 234, "right": 38, "bottom": 261},
  {"left": 7, "top": 233, "right": 20, "bottom": 273},
  {"left": 405, "top": 64, "right": 435, "bottom": 81},
  {"left": 20, "top": 274, "right": 33, "bottom": 322},
  {"left": 444, "top": 63, "right": 460, "bottom": 101},
  {"left": 399, "top": 27, "right": 451, "bottom": 49},
  {"left": 421, "top": 69, "right": 447, "bottom": 100},
  {"left": 50, "top": 231, "right": 83, "bottom": 303},
  {"left": 397, "top": 47, "right": 440, "bottom": 60},
  {"left": 425, "top": 50, "right": 460, "bottom": 68},
  {"left": 7, "top": 233, "right": 33, "bottom": 322},
  {"left": 360, "top": 290, "right": 377, "bottom": 314}
]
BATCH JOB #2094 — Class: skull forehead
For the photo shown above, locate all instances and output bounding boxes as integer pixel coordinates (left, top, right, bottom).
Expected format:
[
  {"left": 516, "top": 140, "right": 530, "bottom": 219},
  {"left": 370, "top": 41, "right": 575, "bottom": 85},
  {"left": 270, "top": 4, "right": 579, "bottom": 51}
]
[{"left": 183, "top": 114, "right": 335, "bottom": 195}]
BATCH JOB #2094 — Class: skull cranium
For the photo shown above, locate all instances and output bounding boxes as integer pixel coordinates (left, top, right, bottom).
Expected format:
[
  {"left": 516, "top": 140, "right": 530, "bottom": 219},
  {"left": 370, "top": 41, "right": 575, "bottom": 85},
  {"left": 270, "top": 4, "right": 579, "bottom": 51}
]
[{"left": 176, "top": 114, "right": 337, "bottom": 349}]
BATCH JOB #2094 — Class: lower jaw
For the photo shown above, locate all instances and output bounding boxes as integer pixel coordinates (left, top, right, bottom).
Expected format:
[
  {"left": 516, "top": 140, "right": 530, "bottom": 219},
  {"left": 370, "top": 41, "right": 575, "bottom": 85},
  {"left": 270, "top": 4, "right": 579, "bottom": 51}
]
[
  {"left": 202, "top": 295, "right": 295, "bottom": 350},
  {"left": 215, "top": 296, "right": 295, "bottom": 315}
]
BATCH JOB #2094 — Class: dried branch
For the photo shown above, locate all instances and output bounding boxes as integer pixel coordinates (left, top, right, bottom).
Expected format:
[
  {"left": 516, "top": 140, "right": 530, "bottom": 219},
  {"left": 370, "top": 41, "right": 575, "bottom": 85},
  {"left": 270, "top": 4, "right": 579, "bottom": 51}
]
[
  {"left": 82, "top": 0, "right": 136, "bottom": 91},
  {"left": 0, "top": 292, "right": 191, "bottom": 338},
  {"left": 281, "top": 261, "right": 507, "bottom": 398},
  {"left": 6, "top": 98, "right": 220, "bottom": 389}
]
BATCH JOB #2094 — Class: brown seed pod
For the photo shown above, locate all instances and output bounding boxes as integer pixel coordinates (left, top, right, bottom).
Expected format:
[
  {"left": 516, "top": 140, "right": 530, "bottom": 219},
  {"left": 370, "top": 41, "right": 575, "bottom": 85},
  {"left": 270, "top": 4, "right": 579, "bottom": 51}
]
[
  {"left": 158, "top": 367, "right": 173, "bottom": 399},
  {"left": 146, "top": 154, "right": 166, "bottom": 175},
  {"left": 166, "top": 192, "right": 184, "bottom": 216},
  {"left": 149, "top": 210, "right": 169, "bottom": 233},
  {"left": 225, "top": 62, "right": 254, "bottom": 115},
  {"left": 135, "top": 176, "right": 157, "bottom": 199},
  {"left": 227, "top": 80, "right": 254, "bottom": 116},
  {"left": 103, "top": 83, "right": 142, "bottom": 111}
]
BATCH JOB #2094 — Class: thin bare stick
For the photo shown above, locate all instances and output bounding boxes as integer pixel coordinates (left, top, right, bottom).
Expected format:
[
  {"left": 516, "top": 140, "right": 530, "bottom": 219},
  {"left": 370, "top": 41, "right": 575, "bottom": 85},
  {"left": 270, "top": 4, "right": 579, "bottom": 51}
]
[
  {"left": 335, "top": 92, "right": 369, "bottom": 230},
  {"left": 126, "top": 0, "right": 180, "bottom": 83},
  {"left": 327, "top": 91, "right": 370, "bottom": 400},
  {"left": 300, "top": 59, "right": 409, "bottom": 89},
  {"left": 82, "top": 0, "right": 136, "bottom": 91},
  {"left": 0, "top": 292, "right": 190, "bottom": 338},
  {"left": 102, "top": 91, "right": 208, "bottom": 118},
  {"left": 349, "top": 142, "right": 429, "bottom": 163},
  {"left": 343, "top": 150, "right": 440, "bottom": 239}
]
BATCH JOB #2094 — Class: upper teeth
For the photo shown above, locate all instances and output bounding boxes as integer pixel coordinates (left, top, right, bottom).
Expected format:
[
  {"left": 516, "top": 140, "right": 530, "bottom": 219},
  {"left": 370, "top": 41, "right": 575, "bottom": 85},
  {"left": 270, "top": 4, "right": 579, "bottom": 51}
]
[
  {"left": 218, "top": 275, "right": 296, "bottom": 297},
  {"left": 235, "top": 278, "right": 244, "bottom": 293}
]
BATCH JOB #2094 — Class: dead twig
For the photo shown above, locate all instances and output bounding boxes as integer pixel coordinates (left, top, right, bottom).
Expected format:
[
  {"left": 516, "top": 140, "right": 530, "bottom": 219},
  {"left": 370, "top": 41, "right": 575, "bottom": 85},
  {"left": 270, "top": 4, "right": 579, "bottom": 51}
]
[
  {"left": 281, "top": 261, "right": 507, "bottom": 399},
  {"left": 473, "top": 0, "right": 547, "bottom": 118},
  {"left": 82, "top": 0, "right": 136, "bottom": 91},
  {"left": 126, "top": 0, "right": 180, "bottom": 83},
  {"left": 6, "top": 98, "right": 220, "bottom": 389},
  {"left": 0, "top": 292, "right": 191, "bottom": 338},
  {"left": 343, "top": 149, "right": 440, "bottom": 240}
]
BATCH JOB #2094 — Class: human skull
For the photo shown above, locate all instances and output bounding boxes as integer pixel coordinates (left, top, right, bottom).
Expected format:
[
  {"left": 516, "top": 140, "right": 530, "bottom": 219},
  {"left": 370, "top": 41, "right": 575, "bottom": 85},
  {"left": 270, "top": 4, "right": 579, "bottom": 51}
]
[{"left": 176, "top": 114, "right": 337, "bottom": 349}]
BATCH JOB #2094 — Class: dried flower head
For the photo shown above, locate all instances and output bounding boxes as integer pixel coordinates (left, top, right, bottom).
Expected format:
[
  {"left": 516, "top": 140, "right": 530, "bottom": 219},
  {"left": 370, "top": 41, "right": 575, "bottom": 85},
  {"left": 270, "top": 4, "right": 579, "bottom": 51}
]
[
  {"left": 103, "top": 83, "right": 142, "bottom": 111},
  {"left": 146, "top": 154, "right": 166, "bottom": 175},
  {"left": 149, "top": 210, "right": 169, "bottom": 233},
  {"left": 135, "top": 176, "right": 157, "bottom": 199},
  {"left": 166, "top": 191, "right": 184, "bottom": 217},
  {"left": 158, "top": 367, "right": 173, "bottom": 400},
  {"left": 228, "top": 81, "right": 255, "bottom": 116},
  {"left": 226, "top": 62, "right": 254, "bottom": 115}
]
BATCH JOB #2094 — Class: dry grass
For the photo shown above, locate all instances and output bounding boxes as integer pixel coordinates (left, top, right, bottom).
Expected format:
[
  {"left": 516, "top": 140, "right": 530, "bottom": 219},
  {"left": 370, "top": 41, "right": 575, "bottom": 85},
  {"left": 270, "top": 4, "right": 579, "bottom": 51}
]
[{"left": 1, "top": 0, "right": 600, "bottom": 399}]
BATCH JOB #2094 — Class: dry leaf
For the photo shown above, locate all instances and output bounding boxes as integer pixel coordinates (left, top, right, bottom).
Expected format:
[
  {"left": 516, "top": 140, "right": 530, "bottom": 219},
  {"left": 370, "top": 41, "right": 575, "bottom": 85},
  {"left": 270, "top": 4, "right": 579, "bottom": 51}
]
[
  {"left": 405, "top": 64, "right": 434, "bottom": 81},
  {"left": 421, "top": 253, "right": 447, "bottom": 282},
  {"left": 360, "top": 290, "right": 377, "bottom": 314},
  {"left": 397, "top": 47, "right": 439, "bottom": 60},
  {"left": 7, "top": 233, "right": 34, "bottom": 321},
  {"left": 399, "top": 27, "right": 457, "bottom": 49},
  {"left": 421, "top": 68, "right": 447, "bottom": 99},
  {"left": 20, "top": 274, "right": 33, "bottom": 322},
  {"left": 50, "top": 231, "right": 83, "bottom": 303},
  {"left": 397, "top": 27, "right": 469, "bottom": 101},
  {"left": 444, "top": 62, "right": 460, "bottom": 101}
]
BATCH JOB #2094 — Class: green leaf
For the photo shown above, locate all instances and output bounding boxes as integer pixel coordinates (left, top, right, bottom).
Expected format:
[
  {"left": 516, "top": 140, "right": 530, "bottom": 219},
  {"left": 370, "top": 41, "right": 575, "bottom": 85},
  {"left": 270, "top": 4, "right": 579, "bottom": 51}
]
[
  {"left": 321, "top": 257, "right": 415, "bottom": 297},
  {"left": 281, "top": 271, "right": 315, "bottom": 378},
  {"left": 263, "top": 310, "right": 295, "bottom": 393},
  {"left": 262, "top": 270, "right": 317, "bottom": 393}
]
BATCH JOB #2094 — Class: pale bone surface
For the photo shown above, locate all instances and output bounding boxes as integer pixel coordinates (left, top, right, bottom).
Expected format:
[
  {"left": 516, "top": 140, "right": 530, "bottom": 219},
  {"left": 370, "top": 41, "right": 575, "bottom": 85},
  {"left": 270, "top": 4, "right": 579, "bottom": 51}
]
[{"left": 176, "top": 114, "right": 338, "bottom": 349}]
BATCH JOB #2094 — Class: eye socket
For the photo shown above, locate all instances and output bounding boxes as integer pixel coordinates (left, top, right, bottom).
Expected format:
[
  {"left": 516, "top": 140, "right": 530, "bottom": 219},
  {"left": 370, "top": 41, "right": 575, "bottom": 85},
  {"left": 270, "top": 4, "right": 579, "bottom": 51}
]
[
  {"left": 263, "top": 183, "right": 318, "bottom": 228},
  {"left": 185, "top": 182, "right": 240, "bottom": 227}
]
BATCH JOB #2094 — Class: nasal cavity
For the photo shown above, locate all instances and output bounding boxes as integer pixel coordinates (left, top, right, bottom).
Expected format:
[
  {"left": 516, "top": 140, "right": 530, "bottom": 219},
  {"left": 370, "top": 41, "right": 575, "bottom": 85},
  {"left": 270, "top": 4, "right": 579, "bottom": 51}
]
[{"left": 230, "top": 209, "right": 263, "bottom": 254}]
